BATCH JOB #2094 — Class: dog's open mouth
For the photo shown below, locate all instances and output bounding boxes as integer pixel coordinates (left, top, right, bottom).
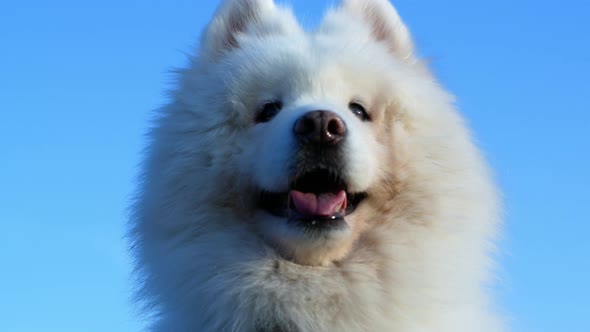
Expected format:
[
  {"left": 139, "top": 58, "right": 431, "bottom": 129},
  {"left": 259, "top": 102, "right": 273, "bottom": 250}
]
[{"left": 259, "top": 169, "right": 367, "bottom": 228}]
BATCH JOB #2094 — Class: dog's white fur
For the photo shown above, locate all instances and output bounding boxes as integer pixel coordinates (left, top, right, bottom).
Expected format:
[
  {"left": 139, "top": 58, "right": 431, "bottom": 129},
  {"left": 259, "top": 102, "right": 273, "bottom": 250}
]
[{"left": 130, "top": 0, "right": 503, "bottom": 331}]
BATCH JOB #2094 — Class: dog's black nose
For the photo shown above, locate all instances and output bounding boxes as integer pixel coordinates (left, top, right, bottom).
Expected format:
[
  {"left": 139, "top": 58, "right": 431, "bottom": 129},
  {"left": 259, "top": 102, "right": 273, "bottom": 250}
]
[{"left": 293, "top": 111, "right": 347, "bottom": 145}]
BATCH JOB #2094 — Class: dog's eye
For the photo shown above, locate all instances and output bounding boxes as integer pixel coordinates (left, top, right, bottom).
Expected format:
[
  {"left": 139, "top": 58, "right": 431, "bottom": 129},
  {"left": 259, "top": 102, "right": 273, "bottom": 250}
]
[
  {"left": 348, "top": 102, "right": 371, "bottom": 121},
  {"left": 255, "top": 101, "right": 282, "bottom": 123}
]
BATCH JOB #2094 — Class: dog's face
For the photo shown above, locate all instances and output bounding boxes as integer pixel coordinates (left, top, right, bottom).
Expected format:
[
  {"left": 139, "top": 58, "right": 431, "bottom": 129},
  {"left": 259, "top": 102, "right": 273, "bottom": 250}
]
[
  {"left": 167, "top": 0, "right": 430, "bottom": 266},
  {"left": 231, "top": 45, "right": 390, "bottom": 265}
]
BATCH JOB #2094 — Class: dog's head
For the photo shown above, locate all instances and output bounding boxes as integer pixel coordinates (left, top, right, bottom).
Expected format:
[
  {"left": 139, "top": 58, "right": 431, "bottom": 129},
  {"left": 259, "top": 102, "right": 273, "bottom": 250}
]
[{"left": 145, "top": 0, "right": 460, "bottom": 266}]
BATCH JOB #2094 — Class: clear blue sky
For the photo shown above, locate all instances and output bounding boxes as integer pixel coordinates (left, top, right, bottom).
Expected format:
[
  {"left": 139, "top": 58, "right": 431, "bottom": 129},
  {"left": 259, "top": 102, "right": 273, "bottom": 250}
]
[{"left": 1, "top": 1, "right": 588, "bottom": 331}]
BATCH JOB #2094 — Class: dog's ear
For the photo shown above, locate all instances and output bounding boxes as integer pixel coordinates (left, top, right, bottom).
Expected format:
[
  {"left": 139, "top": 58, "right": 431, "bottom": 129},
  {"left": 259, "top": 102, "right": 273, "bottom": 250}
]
[
  {"left": 200, "top": 0, "right": 300, "bottom": 61},
  {"left": 330, "top": 0, "right": 416, "bottom": 63}
]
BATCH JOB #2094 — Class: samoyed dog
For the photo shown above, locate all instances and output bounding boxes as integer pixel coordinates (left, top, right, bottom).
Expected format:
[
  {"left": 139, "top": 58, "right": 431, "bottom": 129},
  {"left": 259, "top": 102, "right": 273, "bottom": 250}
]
[{"left": 130, "top": 0, "right": 502, "bottom": 331}]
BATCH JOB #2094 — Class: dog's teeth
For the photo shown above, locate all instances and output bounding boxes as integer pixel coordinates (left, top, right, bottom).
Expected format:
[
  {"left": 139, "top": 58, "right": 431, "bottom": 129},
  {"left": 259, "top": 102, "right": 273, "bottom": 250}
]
[{"left": 341, "top": 195, "right": 348, "bottom": 212}]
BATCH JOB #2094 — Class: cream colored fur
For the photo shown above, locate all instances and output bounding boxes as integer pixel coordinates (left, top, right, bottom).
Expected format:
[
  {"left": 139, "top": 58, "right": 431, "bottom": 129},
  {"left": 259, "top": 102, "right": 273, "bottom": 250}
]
[{"left": 130, "top": 0, "right": 503, "bottom": 331}]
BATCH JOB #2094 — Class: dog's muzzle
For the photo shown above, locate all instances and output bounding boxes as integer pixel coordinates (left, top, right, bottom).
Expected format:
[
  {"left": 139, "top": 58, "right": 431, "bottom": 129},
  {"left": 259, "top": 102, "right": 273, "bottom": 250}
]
[{"left": 259, "top": 110, "right": 367, "bottom": 231}]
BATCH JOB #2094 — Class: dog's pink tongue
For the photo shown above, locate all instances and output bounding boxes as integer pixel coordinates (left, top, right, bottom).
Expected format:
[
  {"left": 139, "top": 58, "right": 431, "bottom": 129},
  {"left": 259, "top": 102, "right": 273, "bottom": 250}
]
[{"left": 290, "top": 190, "right": 347, "bottom": 216}]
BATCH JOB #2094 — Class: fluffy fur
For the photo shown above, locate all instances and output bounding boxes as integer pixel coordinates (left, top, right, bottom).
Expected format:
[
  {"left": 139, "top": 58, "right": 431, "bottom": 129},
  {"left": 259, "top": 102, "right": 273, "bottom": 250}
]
[{"left": 130, "top": 0, "right": 503, "bottom": 331}]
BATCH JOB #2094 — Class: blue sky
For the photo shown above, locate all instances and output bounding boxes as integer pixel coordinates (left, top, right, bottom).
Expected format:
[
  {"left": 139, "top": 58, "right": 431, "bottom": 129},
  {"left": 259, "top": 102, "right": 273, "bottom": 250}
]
[{"left": 0, "top": 1, "right": 588, "bottom": 331}]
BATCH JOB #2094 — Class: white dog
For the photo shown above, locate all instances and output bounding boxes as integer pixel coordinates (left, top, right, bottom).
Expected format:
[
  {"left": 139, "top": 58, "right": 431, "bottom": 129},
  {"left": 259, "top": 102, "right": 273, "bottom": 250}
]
[{"left": 130, "top": 0, "right": 503, "bottom": 331}]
